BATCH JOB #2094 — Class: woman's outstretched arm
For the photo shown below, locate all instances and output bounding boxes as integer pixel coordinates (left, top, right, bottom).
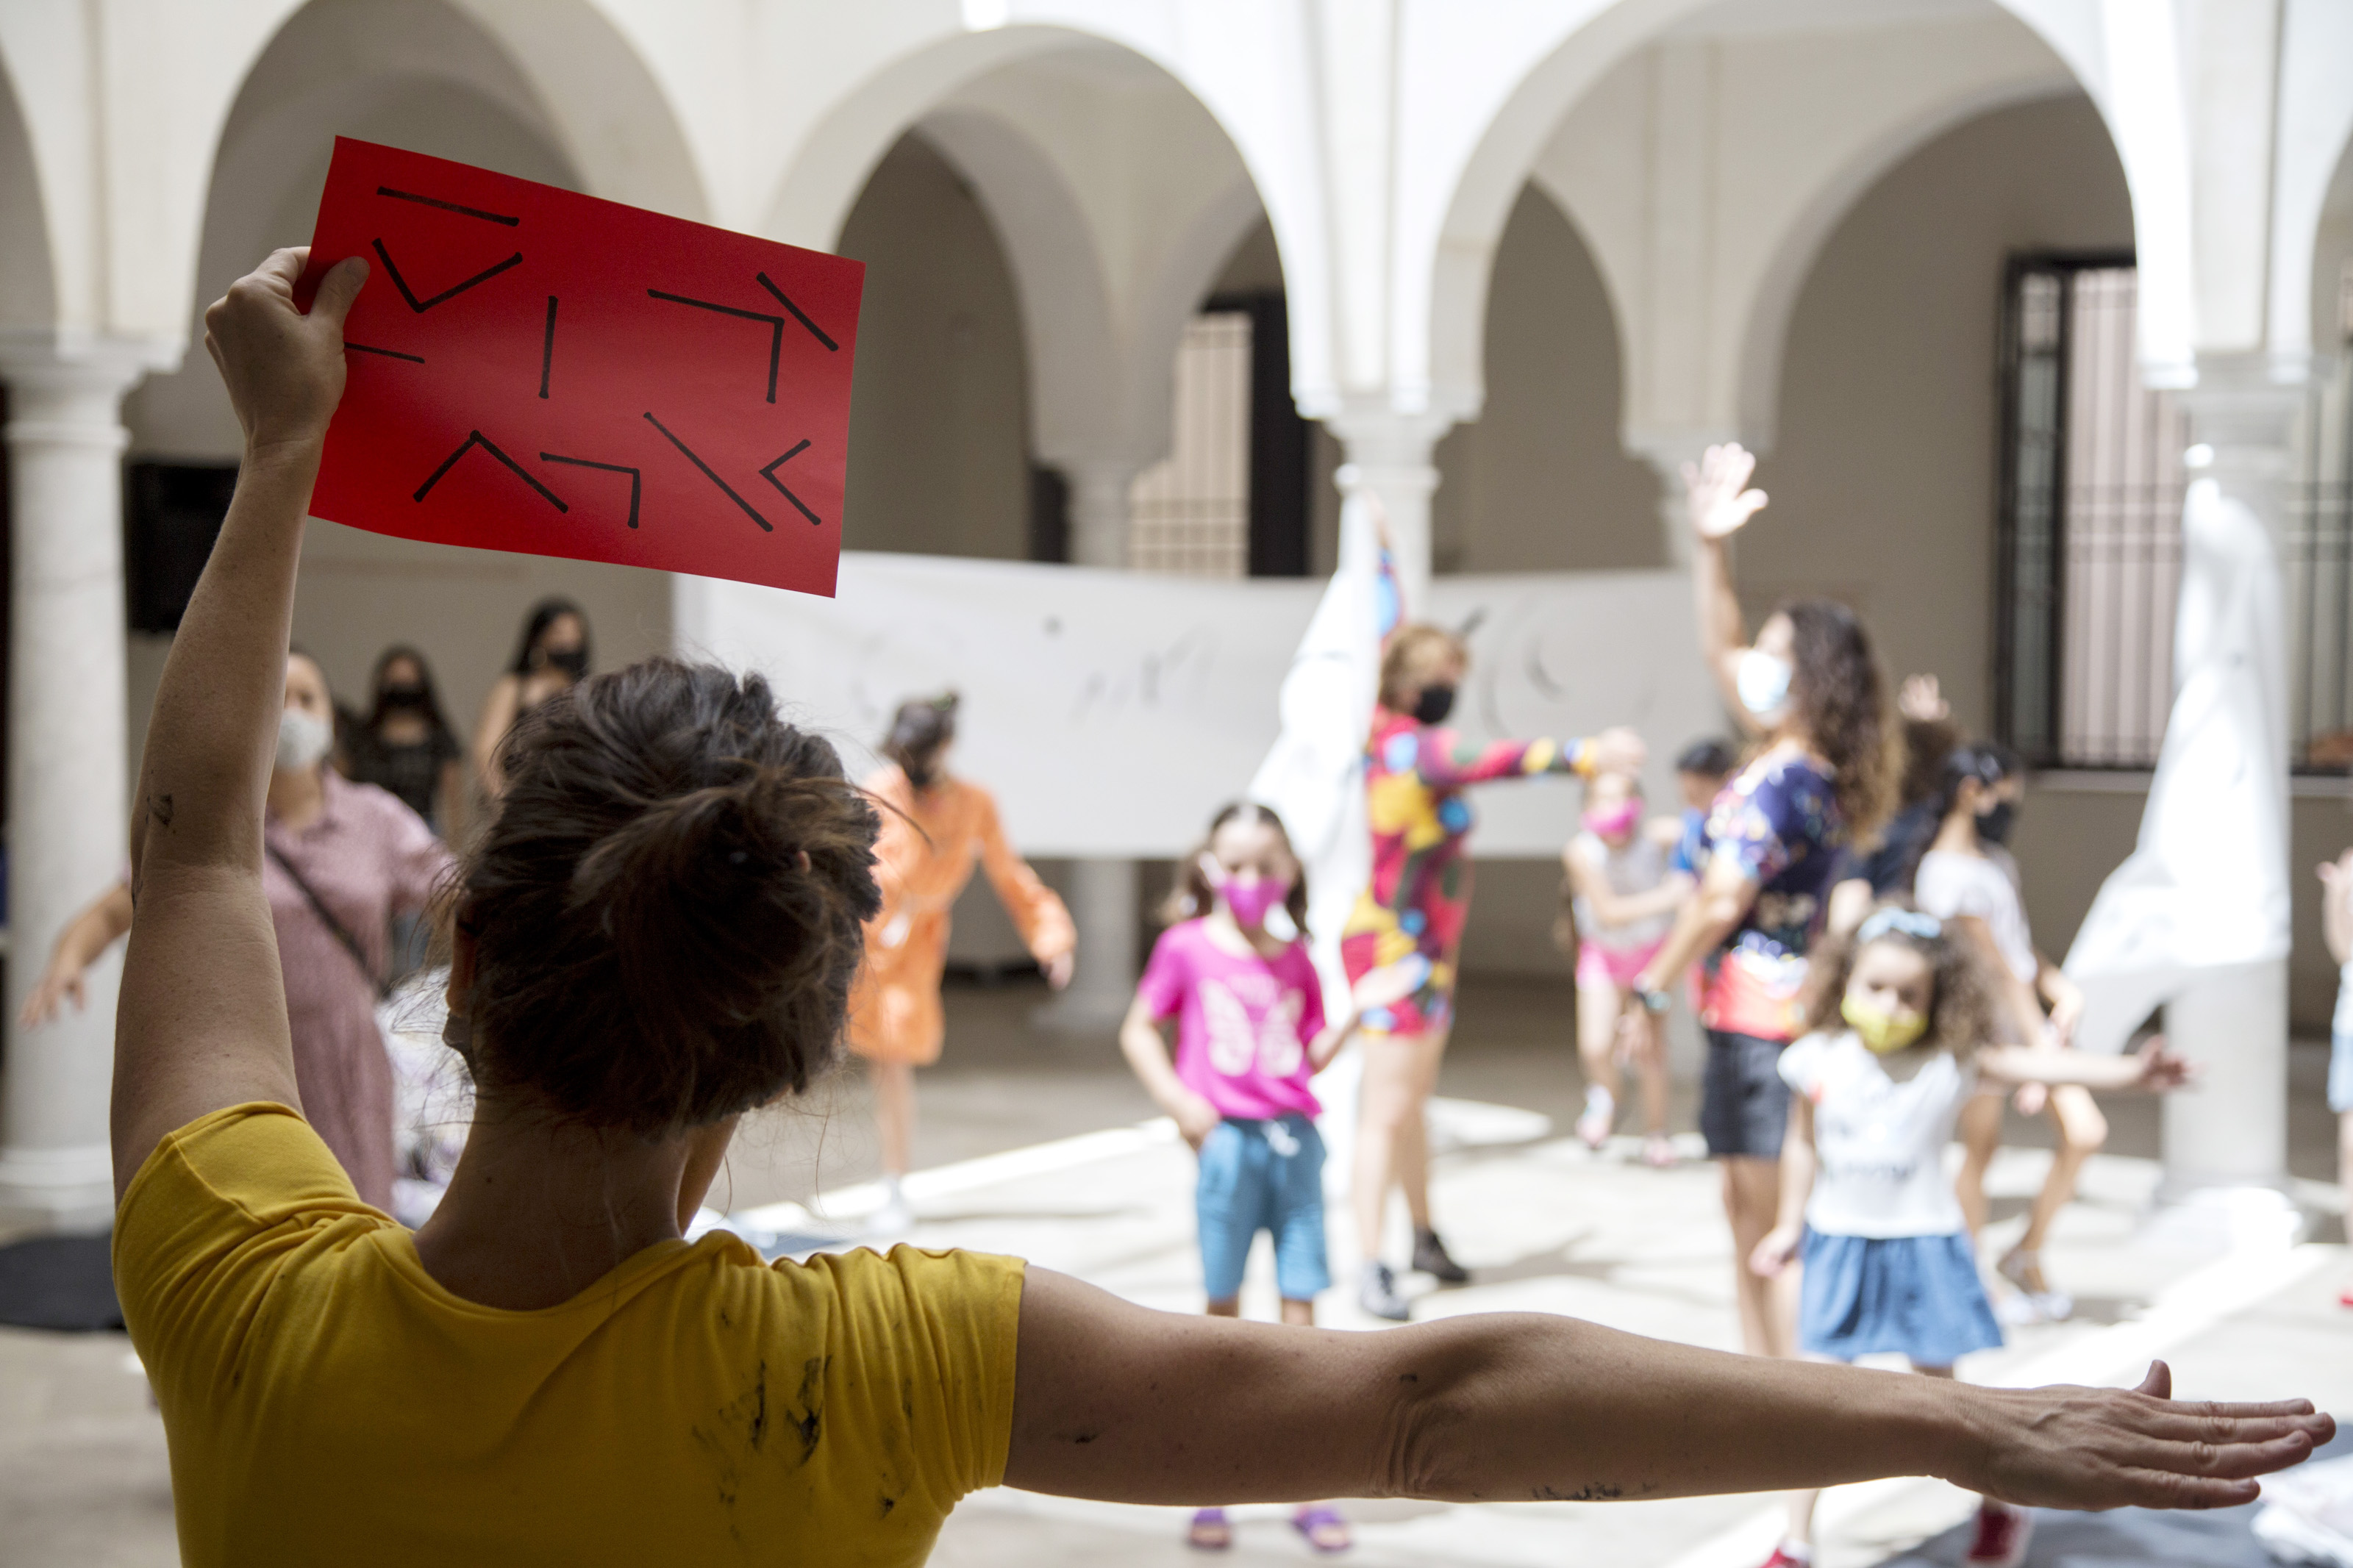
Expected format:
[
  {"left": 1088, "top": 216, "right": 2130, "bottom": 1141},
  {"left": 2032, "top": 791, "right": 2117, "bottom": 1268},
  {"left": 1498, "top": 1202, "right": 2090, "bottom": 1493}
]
[
  {"left": 112, "top": 248, "right": 368, "bottom": 1198},
  {"left": 1005, "top": 1267, "right": 2328, "bottom": 1509}
]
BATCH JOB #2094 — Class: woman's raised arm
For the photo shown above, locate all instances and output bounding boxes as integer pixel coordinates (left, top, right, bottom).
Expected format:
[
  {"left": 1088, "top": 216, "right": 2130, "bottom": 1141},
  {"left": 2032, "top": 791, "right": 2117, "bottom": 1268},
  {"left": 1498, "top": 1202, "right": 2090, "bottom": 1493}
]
[
  {"left": 1005, "top": 1267, "right": 2327, "bottom": 1509},
  {"left": 111, "top": 248, "right": 368, "bottom": 1197}
]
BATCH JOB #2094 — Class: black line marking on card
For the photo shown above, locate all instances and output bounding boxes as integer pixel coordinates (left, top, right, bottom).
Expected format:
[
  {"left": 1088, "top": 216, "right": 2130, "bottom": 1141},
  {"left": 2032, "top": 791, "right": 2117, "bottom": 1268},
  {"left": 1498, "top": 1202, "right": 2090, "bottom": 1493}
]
[
  {"left": 645, "top": 289, "right": 782, "bottom": 402},
  {"left": 539, "top": 296, "right": 558, "bottom": 398},
  {"left": 414, "top": 431, "right": 567, "bottom": 512},
  {"left": 643, "top": 412, "right": 771, "bottom": 531},
  {"left": 346, "top": 343, "right": 424, "bottom": 363},
  {"left": 539, "top": 453, "right": 641, "bottom": 528},
  {"left": 757, "top": 440, "right": 821, "bottom": 526},
  {"left": 376, "top": 186, "right": 521, "bottom": 226},
  {"left": 754, "top": 273, "right": 838, "bottom": 351},
  {"left": 372, "top": 240, "right": 524, "bottom": 312}
]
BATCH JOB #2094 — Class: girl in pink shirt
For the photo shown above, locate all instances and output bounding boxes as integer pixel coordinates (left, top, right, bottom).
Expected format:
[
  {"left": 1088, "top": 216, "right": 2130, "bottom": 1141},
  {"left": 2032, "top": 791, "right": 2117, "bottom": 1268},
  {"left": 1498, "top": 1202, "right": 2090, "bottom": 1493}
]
[{"left": 1121, "top": 802, "right": 1359, "bottom": 1553}]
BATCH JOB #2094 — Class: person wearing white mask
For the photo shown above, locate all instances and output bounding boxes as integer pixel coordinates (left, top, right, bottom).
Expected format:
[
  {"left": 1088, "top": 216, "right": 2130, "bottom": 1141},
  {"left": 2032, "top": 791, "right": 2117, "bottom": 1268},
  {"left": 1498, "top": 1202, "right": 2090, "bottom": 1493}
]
[
  {"left": 21, "top": 650, "right": 451, "bottom": 1208},
  {"left": 1621, "top": 445, "right": 1899, "bottom": 1361}
]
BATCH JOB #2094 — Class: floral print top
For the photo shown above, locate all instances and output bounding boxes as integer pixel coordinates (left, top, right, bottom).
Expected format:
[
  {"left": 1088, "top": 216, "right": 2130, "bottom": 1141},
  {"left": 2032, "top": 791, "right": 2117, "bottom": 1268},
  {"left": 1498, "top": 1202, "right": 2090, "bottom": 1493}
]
[{"left": 1696, "top": 744, "right": 1845, "bottom": 1041}]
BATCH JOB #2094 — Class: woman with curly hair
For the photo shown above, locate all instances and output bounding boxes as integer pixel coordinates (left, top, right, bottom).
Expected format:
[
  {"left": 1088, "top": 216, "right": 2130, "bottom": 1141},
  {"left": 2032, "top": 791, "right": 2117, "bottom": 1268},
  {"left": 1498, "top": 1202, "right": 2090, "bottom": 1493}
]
[
  {"left": 1746, "top": 907, "right": 2190, "bottom": 1568},
  {"left": 1628, "top": 444, "right": 1902, "bottom": 1361}
]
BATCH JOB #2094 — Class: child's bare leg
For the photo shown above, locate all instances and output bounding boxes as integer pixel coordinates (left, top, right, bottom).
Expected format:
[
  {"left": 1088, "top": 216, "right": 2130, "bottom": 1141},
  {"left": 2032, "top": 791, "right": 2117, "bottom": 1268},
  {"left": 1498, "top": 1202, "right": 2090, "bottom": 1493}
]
[
  {"left": 1627, "top": 989, "right": 1671, "bottom": 1141},
  {"left": 2018, "top": 1085, "right": 2105, "bottom": 1256},
  {"left": 1279, "top": 1297, "right": 1314, "bottom": 1326},
  {"left": 871, "top": 1059, "right": 915, "bottom": 1176},
  {"left": 1783, "top": 1487, "right": 1820, "bottom": 1552},
  {"left": 1721, "top": 1156, "right": 1791, "bottom": 1358},
  {"left": 1576, "top": 975, "right": 1624, "bottom": 1103},
  {"left": 1956, "top": 1091, "right": 2003, "bottom": 1236},
  {"left": 1207, "top": 1297, "right": 1240, "bottom": 1318}
]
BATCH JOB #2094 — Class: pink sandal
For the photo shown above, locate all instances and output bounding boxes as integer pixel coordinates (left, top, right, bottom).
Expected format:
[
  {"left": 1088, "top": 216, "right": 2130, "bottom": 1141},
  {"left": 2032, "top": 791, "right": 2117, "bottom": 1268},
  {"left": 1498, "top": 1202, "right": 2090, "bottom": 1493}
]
[{"left": 1293, "top": 1505, "right": 1352, "bottom": 1554}]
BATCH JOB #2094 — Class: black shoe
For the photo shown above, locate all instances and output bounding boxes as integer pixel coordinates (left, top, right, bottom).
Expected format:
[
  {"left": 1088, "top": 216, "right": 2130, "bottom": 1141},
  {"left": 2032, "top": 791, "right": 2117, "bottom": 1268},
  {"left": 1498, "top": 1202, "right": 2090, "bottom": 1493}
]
[{"left": 1413, "top": 1228, "right": 1471, "bottom": 1284}]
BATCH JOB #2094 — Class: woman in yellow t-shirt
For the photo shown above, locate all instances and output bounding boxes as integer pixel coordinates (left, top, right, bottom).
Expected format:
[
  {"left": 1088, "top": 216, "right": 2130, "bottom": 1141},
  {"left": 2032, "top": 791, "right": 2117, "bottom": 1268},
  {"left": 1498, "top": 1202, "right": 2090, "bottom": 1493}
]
[{"left": 106, "top": 248, "right": 2330, "bottom": 1568}]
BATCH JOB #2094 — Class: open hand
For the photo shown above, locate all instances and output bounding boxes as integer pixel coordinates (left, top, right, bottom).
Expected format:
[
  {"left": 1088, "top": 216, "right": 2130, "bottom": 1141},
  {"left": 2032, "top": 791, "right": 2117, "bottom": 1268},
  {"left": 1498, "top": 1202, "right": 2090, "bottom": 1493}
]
[
  {"left": 2131, "top": 1037, "right": 2196, "bottom": 1092},
  {"left": 1586, "top": 727, "right": 1647, "bottom": 776},
  {"left": 1957, "top": 1361, "right": 2332, "bottom": 1511},
  {"left": 1681, "top": 444, "right": 1768, "bottom": 542},
  {"left": 1898, "top": 674, "right": 1950, "bottom": 723},
  {"left": 204, "top": 247, "right": 368, "bottom": 453},
  {"left": 17, "top": 959, "right": 87, "bottom": 1030}
]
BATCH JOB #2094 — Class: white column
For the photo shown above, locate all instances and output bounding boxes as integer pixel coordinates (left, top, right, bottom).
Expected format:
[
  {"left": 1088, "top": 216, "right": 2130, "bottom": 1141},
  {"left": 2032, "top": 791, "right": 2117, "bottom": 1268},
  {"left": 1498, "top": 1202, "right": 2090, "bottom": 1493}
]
[
  {"left": 2158, "top": 352, "right": 2302, "bottom": 1209},
  {"left": 1325, "top": 411, "right": 1447, "bottom": 616},
  {"left": 1038, "top": 456, "right": 1141, "bottom": 1034},
  {"left": 0, "top": 334, "right": 167, "bottom": 1231},
  {"left": 1063, "top": 457, "right": 1136, "bottom": 570}
]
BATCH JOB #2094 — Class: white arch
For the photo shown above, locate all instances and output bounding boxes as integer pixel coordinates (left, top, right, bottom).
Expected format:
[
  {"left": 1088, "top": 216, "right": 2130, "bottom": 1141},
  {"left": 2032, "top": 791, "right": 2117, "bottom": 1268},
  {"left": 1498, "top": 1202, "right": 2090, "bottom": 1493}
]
[
  {"left": 2269, "top": 0, "right": 2353, "bottom": 365},
  {"left": 0, "top": 44, "right": 56, "bottom": 330},
  {"left": 1727, "top": 76, "right": 2081, "bottom": 450}
]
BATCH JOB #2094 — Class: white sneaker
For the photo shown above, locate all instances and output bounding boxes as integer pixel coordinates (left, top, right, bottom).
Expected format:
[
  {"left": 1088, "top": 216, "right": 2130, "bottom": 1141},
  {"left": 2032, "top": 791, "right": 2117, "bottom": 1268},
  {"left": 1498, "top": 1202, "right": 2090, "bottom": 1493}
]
[{"left": 868, "top": 1181, "right": 915, "bottom": 1238}]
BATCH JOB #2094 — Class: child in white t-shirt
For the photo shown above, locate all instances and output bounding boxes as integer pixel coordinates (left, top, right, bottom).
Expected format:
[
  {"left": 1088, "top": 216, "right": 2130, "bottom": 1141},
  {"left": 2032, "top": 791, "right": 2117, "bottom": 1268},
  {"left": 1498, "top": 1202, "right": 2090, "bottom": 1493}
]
[
  {"left": 1913, "top": 742, "right": 2092, "bottom": 1322},
  {"left": 1745, "top": 906, "right": 2188, "bottom": 1568}
]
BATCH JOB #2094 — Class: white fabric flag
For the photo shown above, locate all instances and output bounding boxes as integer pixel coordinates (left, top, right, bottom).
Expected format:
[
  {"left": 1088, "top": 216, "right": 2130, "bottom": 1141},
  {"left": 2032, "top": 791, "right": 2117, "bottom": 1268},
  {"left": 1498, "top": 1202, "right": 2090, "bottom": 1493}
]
[
  {"left": 1246, "top": 487, "right": 1385, "bottom": 1018},
  {"left": 2063, "top": 476, "right": 2291, "bottom": 1051}
]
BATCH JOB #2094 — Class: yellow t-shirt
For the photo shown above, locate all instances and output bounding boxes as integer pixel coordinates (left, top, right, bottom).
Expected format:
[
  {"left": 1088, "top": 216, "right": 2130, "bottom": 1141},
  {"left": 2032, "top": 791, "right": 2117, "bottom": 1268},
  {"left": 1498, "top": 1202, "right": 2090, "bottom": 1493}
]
[{"left": 114, "top": 1103, "right": 1025, "bottom": 1566}]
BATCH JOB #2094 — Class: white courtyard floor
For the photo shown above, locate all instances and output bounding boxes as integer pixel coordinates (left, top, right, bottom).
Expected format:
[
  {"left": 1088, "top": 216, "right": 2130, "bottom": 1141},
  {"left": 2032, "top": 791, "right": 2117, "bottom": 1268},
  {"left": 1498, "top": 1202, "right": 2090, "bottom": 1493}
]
[{"left": 3, "top": 977, "right": 2349, "bottom": 1566}]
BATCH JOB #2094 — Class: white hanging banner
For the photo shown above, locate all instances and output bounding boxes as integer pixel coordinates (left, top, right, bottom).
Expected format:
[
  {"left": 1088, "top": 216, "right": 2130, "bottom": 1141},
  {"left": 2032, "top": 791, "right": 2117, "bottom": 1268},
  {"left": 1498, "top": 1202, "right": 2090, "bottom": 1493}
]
[{"left": 678, "top": 553, "right": 1718, "bottom": 860}]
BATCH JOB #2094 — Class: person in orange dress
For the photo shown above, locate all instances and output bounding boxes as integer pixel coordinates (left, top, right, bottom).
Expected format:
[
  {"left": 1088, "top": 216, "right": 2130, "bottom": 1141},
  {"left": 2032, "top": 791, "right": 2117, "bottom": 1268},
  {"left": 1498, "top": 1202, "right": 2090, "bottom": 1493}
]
[{"left": 849, "top": 694, "right": 1075, "bottom": 1232}]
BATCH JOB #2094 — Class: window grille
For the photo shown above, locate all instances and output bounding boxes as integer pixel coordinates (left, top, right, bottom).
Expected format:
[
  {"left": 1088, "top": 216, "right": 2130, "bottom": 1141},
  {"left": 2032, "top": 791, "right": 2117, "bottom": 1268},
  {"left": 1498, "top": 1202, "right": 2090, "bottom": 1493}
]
[
  {"left": 1996, "top": 257, "right": 2187, "bottom": 769},
  {"left": 2288, "top": 273, "right": 2353, "bottom": 772},
  {"left": 1129, "top": 310, "right": 1252, "bottom": 578}
]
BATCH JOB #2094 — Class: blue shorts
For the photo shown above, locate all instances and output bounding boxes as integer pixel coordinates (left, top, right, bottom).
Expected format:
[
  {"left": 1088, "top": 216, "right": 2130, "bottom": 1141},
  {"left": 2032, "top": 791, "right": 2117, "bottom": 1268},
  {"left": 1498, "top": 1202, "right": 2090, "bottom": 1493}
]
[
  {"left": 1196, "top": 1115, "right": 1330, "bottom": 1303},
  {"left": 1798, "top": 1228, "right": 2003, "bottom": 1368}
]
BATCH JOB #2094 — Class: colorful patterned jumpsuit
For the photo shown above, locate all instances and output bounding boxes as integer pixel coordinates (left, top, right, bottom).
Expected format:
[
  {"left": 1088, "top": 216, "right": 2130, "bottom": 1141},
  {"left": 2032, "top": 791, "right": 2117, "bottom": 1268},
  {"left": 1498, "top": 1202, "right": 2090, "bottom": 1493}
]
[{"left": 1339, "top": 715, "right": 1599, "bottom": 1037}]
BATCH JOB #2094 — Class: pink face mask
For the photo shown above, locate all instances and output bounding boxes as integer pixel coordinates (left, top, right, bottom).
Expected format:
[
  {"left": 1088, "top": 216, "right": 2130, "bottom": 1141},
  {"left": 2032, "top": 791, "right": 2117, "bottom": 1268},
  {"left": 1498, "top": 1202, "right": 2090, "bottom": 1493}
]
[
  {"left": 1583, "top": 801, "right": 1641, "bottom": 839},
  {"left": 1213, "top": 872, "right": 1292, "bottom": 927}
]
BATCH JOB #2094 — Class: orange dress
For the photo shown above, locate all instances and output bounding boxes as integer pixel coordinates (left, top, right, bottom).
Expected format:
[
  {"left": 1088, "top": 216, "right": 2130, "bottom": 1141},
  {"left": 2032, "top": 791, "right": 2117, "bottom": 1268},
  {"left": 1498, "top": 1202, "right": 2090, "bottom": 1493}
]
[{"left": 848, "top": 767, "right": 1075, "bottom": 1065}]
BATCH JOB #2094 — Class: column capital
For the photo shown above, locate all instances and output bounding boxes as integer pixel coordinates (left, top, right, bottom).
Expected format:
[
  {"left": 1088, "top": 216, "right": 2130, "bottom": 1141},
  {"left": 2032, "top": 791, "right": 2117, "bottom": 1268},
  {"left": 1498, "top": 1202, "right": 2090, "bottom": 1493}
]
[{"left": 0, "top": 327, "right": 179, "bottom": 392}]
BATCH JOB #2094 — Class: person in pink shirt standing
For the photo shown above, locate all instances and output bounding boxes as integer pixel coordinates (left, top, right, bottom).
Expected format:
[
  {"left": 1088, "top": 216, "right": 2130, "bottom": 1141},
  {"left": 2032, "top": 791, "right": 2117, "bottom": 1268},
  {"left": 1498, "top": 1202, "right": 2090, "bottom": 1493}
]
[{"left": 1121, "top": 801, "right": 1361, "bottom": 1555}]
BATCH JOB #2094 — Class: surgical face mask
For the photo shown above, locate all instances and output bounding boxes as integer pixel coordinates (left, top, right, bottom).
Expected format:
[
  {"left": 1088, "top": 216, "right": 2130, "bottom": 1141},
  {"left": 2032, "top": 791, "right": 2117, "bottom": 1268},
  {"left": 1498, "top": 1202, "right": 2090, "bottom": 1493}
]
[
  {"left": 1413, "top": 684, "right": 1457, "bottom": 726},
  {"left": 1583, "top": 801, "right": 1641, "bottom": 840},
  {"left": 1976, "top": 800, "right": 2016, "bottom": 846},
  {"left": 1219, "top": 876, "right": 1291, "bottom": 928},
  {"left": 1735, "top": 649, "right": 1793, "bottom": 720},
  {"left": 276, "top": 706, "right": 333, "bottom": 772},
  {"left": 1842, "top": 992, "right": 1928, "bottom": 1055}
]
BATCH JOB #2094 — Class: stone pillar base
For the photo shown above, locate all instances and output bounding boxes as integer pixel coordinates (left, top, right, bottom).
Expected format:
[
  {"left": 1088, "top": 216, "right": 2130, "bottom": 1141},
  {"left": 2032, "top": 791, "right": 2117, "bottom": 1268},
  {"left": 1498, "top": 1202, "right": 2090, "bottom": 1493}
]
[{"left": 0, "top": 1141, "right": 115, "bottom": 1234}]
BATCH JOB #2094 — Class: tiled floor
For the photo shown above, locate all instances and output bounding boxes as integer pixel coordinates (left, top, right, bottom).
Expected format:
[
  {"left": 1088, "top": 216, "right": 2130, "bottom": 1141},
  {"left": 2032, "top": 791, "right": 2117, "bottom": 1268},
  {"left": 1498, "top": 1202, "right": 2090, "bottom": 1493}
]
[{"left": 2, "top": 975, "right": 2346, "bottom": 1567}]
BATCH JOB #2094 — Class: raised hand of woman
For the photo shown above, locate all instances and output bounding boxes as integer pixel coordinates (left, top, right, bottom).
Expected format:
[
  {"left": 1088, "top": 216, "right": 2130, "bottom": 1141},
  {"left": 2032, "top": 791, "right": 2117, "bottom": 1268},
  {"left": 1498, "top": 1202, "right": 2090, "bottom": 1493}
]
[
  {"left": 1681, "top": 443, "right": 1768, "bottom": 542},
  {"left": 1959, "top": 1361, "right": 2330, "bottom": 1511},
  {"left": 203, "top": 246, "right": 367, "bottom": 453}
]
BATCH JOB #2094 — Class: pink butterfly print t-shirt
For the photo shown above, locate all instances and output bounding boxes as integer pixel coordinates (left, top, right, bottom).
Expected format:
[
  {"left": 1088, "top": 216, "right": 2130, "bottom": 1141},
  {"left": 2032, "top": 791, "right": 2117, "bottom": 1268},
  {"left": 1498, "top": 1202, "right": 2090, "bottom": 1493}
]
[{"left": 1136, "top": 918, "right": 1327, "bottom": 1121}]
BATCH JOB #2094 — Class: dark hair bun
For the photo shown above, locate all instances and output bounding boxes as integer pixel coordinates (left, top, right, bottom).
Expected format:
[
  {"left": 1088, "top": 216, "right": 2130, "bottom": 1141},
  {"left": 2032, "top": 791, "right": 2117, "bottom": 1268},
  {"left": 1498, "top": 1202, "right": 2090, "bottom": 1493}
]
[{"left": 455, "top": 659, "right": 881, "bottom": 1133}]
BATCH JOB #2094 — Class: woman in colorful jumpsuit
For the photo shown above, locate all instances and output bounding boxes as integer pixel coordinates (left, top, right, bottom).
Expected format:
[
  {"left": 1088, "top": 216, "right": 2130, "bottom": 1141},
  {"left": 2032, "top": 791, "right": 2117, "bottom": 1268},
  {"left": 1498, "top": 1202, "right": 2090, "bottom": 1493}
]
[
  {"left": 849, "top": 694, "right": 1075, "bottom": 1234},
  {"left": 1341, "top": 623, "right": 1644, "bottom": 1319}
]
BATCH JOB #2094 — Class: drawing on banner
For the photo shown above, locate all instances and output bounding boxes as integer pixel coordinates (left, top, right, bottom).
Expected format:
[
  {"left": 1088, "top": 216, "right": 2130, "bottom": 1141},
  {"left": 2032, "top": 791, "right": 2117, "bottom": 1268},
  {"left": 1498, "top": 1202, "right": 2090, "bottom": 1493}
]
[{"left": 299, "top": 138, "right": 863, "bottom": 596}]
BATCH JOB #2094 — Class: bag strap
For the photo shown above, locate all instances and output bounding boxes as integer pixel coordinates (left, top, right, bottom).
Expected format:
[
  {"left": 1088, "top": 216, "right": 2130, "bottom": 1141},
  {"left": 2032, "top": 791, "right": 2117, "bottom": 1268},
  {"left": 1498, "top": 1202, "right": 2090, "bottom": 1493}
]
[{"left": 264, "top": 839, "right": 390, "bottom": 1001}]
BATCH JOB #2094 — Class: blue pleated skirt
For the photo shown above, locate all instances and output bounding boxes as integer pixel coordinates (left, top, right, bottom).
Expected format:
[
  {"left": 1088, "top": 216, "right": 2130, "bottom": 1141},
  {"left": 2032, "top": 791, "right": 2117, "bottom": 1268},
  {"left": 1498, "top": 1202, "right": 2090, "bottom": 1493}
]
[{"left": 1797, "top": 1228, "right": 2004, "bottom": 1367}]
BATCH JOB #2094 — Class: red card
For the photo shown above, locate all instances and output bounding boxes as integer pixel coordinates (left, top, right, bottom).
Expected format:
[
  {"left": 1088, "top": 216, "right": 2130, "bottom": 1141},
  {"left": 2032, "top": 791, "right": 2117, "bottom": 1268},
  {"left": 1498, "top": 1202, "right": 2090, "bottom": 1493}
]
[{"left": 298, "top": 138, "right": 862, "bottom": 597}]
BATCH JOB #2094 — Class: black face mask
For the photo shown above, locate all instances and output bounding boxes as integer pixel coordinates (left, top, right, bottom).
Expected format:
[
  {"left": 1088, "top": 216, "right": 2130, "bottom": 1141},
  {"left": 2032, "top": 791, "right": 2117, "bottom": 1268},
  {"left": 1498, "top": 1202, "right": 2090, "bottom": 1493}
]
[
  {"left": 1413, "top": 684, "right": 1457, "bottom": 726},
  {"left": 1977, "top": 800, "right": 2016, "bottom": 845},
  {"left": 543, "top": 647, "right": 588, "bottom": 679},
  {"left": 379, "top": 684, "right": 428, "bottom": 711}
]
